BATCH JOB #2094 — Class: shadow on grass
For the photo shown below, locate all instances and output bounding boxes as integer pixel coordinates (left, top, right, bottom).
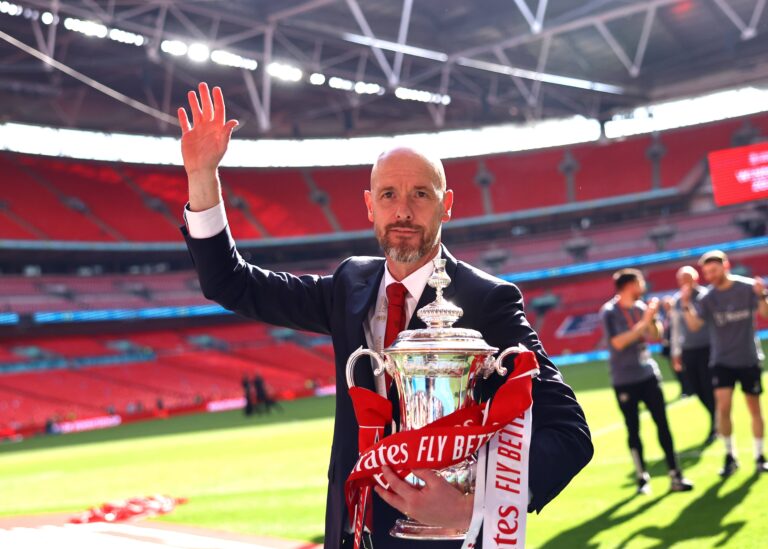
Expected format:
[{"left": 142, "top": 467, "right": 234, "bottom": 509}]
[
  {"left": 641, "top": 438, "right": 712, "bottom": 481},
  {"left": 0, "top": 396, "right": 335, "bottom": 455},
  {"left": 538, "top": 493, "right": 667, "bottom": 549},
  {"left": 616, "top": 473, "right": 758, "bottom": 548}
]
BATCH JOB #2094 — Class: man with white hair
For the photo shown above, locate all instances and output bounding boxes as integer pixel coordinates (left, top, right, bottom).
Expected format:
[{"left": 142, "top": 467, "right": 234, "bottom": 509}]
[{"left": 669, "top": 265, "right": 715, "bottom": 444}]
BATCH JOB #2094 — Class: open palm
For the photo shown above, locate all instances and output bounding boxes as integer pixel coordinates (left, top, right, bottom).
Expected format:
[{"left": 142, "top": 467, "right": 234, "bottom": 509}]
[{"left": 178, "top": 82, "right": 239, "bottom": 176}]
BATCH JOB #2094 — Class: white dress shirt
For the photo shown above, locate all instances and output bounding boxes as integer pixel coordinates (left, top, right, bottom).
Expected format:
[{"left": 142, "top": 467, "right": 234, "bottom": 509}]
[
  {"left": 184, "top": 201, "right": 228, "bottom": 239},
  {"left": 184, "top": 201, "right": 437, "bottom": 396},
  {"left": 364, "top": 258, "right": 435, "bottom": 396}
]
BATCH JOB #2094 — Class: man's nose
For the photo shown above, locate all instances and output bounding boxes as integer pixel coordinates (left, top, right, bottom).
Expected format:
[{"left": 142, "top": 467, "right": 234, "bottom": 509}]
[{"left": 395, "top": 198, "right": 413, "bottom": 220}]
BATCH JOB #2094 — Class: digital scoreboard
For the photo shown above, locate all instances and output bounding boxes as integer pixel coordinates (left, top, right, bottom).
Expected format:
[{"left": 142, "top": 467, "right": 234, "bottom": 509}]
[{"left": 708, "top": 141, "right": 768, "bottom": 206}]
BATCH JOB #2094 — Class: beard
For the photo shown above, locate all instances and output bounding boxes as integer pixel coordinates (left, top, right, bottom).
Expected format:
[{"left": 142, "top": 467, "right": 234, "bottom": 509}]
[{"left": 377, "top": 220, "right": 440, "bottom": 264}]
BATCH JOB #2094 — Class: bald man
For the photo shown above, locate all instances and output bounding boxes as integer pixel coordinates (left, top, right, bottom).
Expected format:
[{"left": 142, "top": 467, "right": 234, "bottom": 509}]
[
  {"left": 670, "top": 265, "right": 716, "bottom": 444},
  {"left": 177, "top": 83, "right": 592, "bottom": 548}
]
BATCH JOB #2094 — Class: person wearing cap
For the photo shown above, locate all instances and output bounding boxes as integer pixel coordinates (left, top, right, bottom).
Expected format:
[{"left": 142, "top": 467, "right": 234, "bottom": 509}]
[
  {"left": 600, "top": 268, "right": 693, "bottom": 494},
  {"left": 669, "top": 265, "right": 716, "bottom": 444},
  {"left": 681, "top": 250, "right": 768, "bottom": 476}
]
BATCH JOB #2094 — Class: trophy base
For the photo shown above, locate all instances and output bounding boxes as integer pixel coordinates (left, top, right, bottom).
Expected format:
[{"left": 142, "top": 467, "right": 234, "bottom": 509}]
[{"left": 389, "top": 518, "right": 467, "bottom": 540}]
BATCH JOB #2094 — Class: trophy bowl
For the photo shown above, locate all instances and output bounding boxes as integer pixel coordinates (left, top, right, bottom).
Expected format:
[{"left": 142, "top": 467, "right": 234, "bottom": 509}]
[{"left": 346, "top": 258, "right": 518, "bottom": 540}]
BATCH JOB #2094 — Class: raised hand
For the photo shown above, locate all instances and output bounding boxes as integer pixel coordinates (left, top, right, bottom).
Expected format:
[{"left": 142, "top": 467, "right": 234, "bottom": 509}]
[
  {"left": 178, "top": 82, "right": 239, "bottom": 177},
  {"left": 178, "top": 83, "right": 239, "bottom": 212},
  {"left": 643, "top": 297, "right": 659, "bottom": 322}
]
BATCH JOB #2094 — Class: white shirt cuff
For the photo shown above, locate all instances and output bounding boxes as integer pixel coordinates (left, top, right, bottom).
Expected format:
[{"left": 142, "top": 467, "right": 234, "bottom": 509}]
[{"left": 184, "top": 201, "right": 228, "bottom": 239}]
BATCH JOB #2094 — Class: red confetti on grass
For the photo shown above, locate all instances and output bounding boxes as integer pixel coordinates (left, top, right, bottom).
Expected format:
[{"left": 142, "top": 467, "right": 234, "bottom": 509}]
[{"left": 69, "top": 495, "right": 188, "bottom": 524}]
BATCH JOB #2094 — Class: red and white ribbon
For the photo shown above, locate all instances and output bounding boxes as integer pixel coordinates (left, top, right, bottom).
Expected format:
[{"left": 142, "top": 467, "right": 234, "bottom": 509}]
[{"left": 347, "top": 350, "right": 539, "bottom": 549}]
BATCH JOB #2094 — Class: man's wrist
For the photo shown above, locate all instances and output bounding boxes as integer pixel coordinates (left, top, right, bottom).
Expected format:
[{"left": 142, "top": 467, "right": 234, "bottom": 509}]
[{"left": 188, "top": 169, "right": 221, "bottom": 212}]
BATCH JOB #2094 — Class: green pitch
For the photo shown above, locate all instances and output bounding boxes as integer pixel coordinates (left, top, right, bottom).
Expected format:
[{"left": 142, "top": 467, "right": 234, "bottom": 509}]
[{"left": 2, "top": 355, "right": 768, "bottom": 548}]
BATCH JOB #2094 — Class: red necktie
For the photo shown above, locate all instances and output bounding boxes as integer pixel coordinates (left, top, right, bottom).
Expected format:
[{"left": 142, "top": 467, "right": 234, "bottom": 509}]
[
  {"left": 356, "top": 282, "right": 407, "bottom": 537},
  {"left": 384, "top": 282, "right": 408, "bottom": 388}
]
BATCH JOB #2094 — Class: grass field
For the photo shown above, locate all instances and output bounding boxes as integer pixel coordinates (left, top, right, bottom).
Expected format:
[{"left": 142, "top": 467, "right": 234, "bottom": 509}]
[{"left": 2, "top": 353, "right": 768, "bottom": 548}]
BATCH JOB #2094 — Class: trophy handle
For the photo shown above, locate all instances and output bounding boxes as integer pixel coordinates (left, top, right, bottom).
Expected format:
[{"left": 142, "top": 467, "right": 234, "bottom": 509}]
[
  {"left": 346, "top": 346, "right": 387, "bottom": 388},
  {"left": 486, "top": 344, "right": 529, "bottom": 379}
]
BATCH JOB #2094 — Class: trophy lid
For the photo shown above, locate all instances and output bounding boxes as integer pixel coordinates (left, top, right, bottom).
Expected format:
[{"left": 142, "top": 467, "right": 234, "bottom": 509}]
[{"left": 384, "top": 258, "right": 498, "bottom": 354}]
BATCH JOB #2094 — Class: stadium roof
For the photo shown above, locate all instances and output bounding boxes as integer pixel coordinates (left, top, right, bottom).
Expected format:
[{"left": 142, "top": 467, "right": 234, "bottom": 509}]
[{"left": 2, "top": 0, "right": 768, "bottom": 139}]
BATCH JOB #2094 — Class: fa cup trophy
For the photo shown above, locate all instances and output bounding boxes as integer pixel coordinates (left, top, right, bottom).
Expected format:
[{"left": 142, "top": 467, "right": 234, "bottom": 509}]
[{"left": 346, "top": 258, "right": 521, "bottom": 540}]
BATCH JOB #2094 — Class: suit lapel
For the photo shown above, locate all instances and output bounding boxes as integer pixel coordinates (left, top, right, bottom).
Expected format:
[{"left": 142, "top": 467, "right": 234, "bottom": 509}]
[{"left": 345, "top": 260, "right": 385, "bottom": 391}]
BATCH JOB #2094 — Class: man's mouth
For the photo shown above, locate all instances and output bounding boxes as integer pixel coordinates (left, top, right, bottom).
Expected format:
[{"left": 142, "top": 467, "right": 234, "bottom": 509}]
[{"left": 387, "top": 226, "right": 421, "bottom": 236}]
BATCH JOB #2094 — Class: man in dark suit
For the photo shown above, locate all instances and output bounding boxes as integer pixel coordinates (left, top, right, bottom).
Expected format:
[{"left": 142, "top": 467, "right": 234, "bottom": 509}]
[{"left": 177, "top": 82, "right": 593, "bottom": 548}]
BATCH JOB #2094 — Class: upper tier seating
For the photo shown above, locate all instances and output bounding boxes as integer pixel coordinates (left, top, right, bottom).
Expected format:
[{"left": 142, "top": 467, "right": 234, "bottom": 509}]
[
  {"left": 13, "top": 155, "right": 181, "bottom": 241},
  {"left": 0, "top": 154, "right": 114, "bottom": 241},
  {"left": 3, "top": 112, "right": 766, "bottom": 242}
]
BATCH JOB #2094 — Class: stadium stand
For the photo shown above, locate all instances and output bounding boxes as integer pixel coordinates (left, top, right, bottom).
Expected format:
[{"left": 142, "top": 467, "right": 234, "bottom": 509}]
[
  {"left": 2, "top": 112, "right": 766, "bottom": 244},
  {"left": 2, "top": 111, "right": 768, "bottom": 440},
  {"left": 0, "top": 154, "right": 115, "bottom": 241},
  {"left": 13, "top": 155, "right": 181, "bottom": 242},
  {"left": 223, "top": 168, "right": 334, "bottom": 237}
]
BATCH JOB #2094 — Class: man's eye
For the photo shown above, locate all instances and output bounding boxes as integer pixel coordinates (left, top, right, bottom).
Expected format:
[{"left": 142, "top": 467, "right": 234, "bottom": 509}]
[
  {"left": 382, "top": 191, "right": 394, "bottom": 199},
  {"left": 416, "top": 191, "right": 429, "bottom": 198}
]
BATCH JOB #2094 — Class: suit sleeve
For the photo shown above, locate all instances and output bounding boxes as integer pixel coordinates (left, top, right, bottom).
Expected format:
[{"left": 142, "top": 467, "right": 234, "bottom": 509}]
[
  {"left": 477, "top": 282, "right": 594, "bottom": 514},
  {"left": 181, "top": 224, "right": 333, "bottom": 334}
]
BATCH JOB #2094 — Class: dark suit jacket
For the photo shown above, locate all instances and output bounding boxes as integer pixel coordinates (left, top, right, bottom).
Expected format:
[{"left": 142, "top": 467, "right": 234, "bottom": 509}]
[{"left": 182, "top": 224, "right": 593, "bottom": 549}]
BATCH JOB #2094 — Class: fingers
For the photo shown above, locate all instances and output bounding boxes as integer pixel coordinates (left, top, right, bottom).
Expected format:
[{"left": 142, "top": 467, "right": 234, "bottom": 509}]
[
  {"left": 199, "top": 82, "right": 214, "bottom": 121},
  {"left": 224, "top": 119, "right": 239, "bottom": 134},
  {"left": 187, "top": 90, "right": 202, "bottom": 126},
  {"left": 380, "top": 465, "right": 415, "bottom": 495},
  {"left": 177, "top": 107, "right": 191, "bottom": 133},
  {"left": 374, "top": 484, "right": 408, "bottom": 514},
  {"left": 212, "top": 86, "right": 225, "bottom": 124},
  {"left": 411, "top": 469, "right": 442, "bottom": 488}
]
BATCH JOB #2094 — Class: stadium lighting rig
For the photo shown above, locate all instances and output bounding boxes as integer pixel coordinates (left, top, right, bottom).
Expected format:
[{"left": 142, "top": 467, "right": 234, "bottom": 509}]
[
  {"left": 327, "top": 76, "right": 384, "bottom": 95},
  {"left": 160, "top": 39, "right": 258, "bottom": 71},
  {"left": 0, "top": 1, "right": 22, "bottom": 16},
  {"left": 2, "top": 85, "right": 767, "bottom": 168},
  {"left": 395, "top": 86, "right": 451, "bottom": 105},
  {"left": 1, "top": 1, "right": 453, "bottom": 106},
  {"left": 266, "top": 62, "right": 303, "bottom": 82}
]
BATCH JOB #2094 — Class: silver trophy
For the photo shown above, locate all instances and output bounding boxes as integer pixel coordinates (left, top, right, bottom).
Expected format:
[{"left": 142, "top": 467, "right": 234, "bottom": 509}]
[{"left": 346, "top": 258, "right": 522, "bottom": 540}]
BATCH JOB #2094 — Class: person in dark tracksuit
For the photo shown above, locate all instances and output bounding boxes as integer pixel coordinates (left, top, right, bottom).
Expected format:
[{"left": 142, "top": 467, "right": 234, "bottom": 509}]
[
  {"left": 601, "top": 268, "right": 693, "bottom": 495},
  {"left": 670, "top": 265, "right": 716, "bottom": 444}
]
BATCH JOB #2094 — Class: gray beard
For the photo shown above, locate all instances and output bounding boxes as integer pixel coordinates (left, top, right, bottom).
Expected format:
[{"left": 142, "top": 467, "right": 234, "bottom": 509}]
[
  {"left": 384, "top": 245, "right": 424, "bottom": 264},
  {"left": 378, "top": 223, "right": 441, "bottom": 264}
]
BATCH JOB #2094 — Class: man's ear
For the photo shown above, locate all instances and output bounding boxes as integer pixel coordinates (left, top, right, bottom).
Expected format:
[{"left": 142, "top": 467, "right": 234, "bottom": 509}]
[
  {"left": 364, "top": 190, "right": 374, "bottom": 222},
  {"left": 441, "top": 189, "right": 454, "bottom": 222}
]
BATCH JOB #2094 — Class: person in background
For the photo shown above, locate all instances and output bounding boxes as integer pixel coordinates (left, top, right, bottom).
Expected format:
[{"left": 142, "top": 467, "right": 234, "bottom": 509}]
[
  {"left": 681, "top": 250, "right": 768, "bottom": 476},
  {"left": 253, "top": 374, "right": 280, "bottom": 414},
  {"left": 669, "top": 265, "right": 716, "bottom": 445},
  {"left": 601, "top": 268, "right": 693, "bottom": 495},
  {"left": 659, "top": 302, "right": 694, "bottom": 399},
  {"left": 242, "top": 374, "right": 253, "bottom": 416}
]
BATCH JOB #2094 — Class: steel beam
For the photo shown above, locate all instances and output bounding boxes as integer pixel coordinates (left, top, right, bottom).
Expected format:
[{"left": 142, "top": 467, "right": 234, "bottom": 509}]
[
  {"left": 392, "top": 0, "right": 414, "bottom": 82},
  {"left": 344, "top": 0, "right": 396, "bottom": 85}
]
